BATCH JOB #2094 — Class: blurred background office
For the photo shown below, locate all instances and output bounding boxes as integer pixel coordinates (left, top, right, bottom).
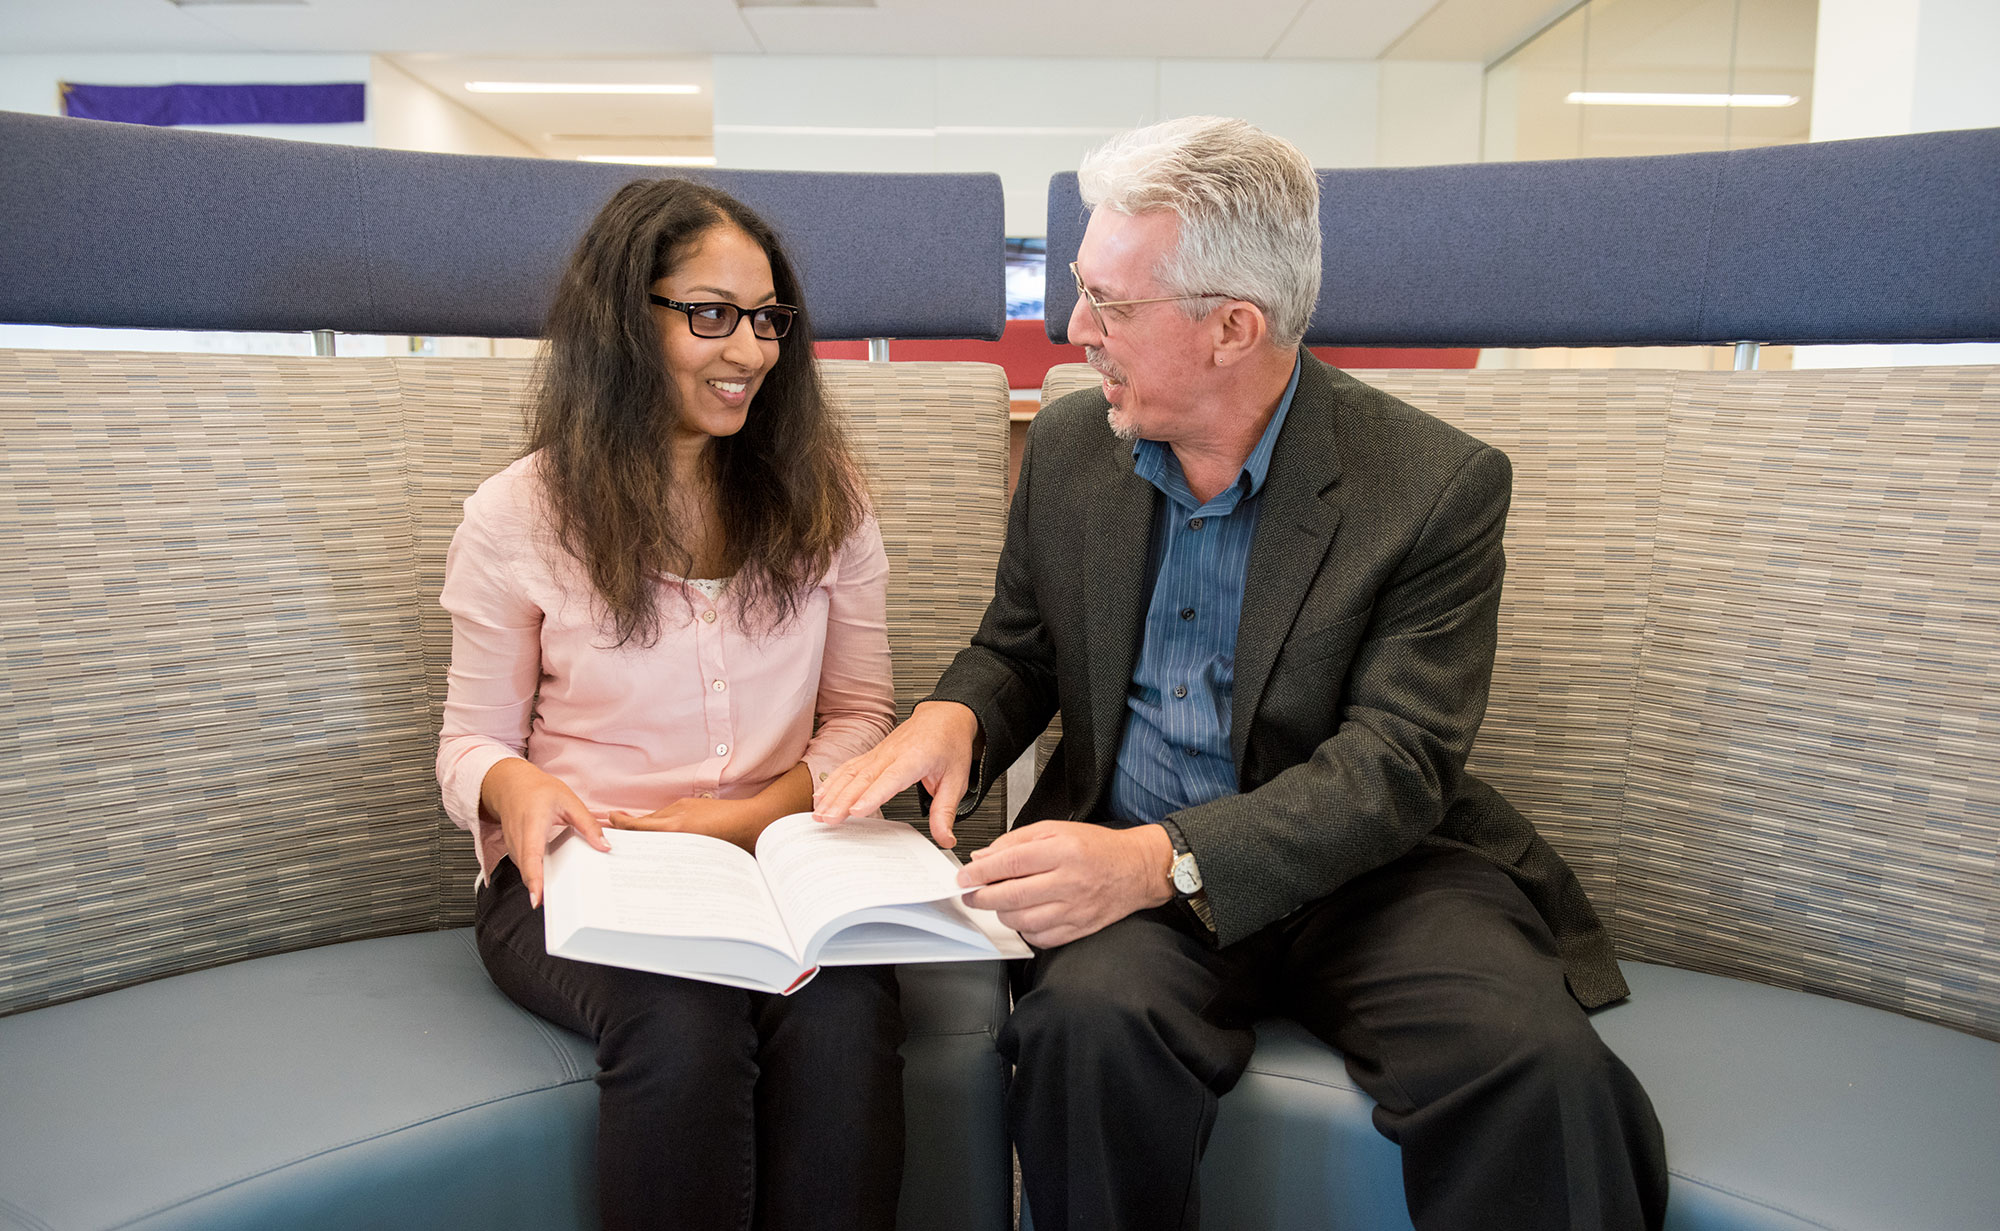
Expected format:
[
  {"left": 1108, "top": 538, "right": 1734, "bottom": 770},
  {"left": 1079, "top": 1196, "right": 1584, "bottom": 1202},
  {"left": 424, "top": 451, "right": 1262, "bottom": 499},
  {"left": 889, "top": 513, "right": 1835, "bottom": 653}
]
[{"left": 3, "top": 0, "right": 1996, "bottom": 374}]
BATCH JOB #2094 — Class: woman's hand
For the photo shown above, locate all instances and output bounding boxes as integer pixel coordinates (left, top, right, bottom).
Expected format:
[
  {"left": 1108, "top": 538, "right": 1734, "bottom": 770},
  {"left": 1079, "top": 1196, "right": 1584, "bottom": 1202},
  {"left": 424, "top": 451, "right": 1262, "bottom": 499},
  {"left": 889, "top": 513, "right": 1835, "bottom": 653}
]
[
  {"left": 609, "top": 763, "right": 816, "bottom": 852},
  {"left": 607, "top": 797, "right": 769, "bottom": 851},
  {"left": 480, "top": 758, "right": 610, "bottom": 908}
]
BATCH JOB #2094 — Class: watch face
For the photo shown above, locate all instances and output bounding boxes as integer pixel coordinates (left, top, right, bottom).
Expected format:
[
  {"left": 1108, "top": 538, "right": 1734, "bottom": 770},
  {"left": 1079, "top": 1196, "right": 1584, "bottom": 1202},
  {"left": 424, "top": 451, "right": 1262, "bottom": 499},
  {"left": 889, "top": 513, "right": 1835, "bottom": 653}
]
[{"left": 1171, "top": 853, "right": 1202, "bottom": 895}]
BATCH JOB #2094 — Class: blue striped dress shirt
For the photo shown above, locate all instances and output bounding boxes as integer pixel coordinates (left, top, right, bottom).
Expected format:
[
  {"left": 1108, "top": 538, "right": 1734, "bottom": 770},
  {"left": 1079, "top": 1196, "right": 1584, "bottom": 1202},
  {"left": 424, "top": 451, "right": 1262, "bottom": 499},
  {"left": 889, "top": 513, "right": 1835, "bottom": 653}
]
[{"left": 1108, "top": 359, "right": 1301, "bottom": 827}]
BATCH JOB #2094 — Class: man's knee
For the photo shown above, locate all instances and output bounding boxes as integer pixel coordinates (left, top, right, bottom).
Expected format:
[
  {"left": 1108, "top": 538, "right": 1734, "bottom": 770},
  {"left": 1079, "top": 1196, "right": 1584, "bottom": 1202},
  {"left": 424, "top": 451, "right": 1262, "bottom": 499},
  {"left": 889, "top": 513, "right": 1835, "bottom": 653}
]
[
  {"left": 1440, "top": 997, "right": 1623, "bottom": 1110},
  {"left": 1353, "top": 973, "right": 1620, "bottom": 1115},
  {"left": 1003, "top": 918, "right": 1254, "bottom": 1094},
  {"left": 1007, "top": 949, "right": 1163, "bottom": 1060}
]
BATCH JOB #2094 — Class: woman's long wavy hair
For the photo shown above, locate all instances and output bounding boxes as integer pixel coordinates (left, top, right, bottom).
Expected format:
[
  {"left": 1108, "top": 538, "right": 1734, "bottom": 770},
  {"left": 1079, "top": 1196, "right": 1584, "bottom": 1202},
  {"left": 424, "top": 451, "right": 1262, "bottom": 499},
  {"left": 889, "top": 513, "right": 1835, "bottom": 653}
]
[{"left": 527, "top": 178, "right": 868, "bottom": 647}]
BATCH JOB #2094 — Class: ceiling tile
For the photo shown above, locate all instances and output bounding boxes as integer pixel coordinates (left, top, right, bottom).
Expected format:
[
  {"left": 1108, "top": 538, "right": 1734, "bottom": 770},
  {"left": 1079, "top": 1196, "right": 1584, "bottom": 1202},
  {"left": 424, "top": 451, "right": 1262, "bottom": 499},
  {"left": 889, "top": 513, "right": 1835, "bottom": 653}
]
[{"left": 1267, "top": 0, "right": 1438, "bottom": 60}]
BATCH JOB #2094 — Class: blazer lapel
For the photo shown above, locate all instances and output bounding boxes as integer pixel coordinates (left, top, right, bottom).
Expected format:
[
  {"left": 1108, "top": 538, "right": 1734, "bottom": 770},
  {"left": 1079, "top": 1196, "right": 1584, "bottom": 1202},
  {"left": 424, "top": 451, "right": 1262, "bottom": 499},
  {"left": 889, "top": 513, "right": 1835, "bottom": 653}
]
[
  {"left": 1078, "top": 441, "right": 1158, "bottom": 816},
  {"left": 1231, "top": 355, "right": 1345, "bottom": 774}
]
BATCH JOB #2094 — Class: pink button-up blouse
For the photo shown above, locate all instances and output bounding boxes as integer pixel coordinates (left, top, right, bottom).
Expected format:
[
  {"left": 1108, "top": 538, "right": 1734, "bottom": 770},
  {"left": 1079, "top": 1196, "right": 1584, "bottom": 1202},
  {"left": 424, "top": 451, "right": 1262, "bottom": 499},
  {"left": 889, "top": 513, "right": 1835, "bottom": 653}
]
[{"left": 435, "top": 455, "right": 896, "bottom": 879}]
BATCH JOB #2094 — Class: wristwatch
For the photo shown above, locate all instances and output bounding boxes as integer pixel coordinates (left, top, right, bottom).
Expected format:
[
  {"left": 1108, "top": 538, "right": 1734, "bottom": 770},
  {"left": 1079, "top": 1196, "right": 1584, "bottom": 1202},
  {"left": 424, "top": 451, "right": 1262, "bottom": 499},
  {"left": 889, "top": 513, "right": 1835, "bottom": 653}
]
[{"left": 1166, "top": 829, "right": 1216, "bottom": 932}]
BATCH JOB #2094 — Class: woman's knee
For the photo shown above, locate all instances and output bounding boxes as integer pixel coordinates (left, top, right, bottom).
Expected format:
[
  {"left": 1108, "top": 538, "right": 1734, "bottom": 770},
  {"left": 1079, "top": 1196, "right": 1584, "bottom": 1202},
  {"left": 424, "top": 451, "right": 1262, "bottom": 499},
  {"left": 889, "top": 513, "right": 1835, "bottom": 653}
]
[
  {"left": 593, "top": 975, "right": 756, "bottom": 1084},
  {"left": 762, "top": 965, "right": 906, "bottom": 1065}
]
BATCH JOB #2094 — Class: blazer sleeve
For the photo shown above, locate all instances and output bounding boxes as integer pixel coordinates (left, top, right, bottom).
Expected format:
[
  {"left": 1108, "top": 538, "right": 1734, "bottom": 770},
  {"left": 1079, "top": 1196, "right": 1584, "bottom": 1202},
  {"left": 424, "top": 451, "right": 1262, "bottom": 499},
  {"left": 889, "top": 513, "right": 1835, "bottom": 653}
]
[{"left": 1174, "top": 444, "right": 1513, "bottom": 946}]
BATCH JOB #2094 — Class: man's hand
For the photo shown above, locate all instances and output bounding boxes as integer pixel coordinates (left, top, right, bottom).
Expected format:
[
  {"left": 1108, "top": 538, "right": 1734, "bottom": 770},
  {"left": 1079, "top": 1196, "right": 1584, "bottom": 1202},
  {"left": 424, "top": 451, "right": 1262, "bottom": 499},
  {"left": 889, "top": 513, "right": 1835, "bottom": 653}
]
[
  {"left": 480, "top": 758, "right": 610, "bottom": 908},
  {"left": 959, "top": 821, "right": 1174, "bottom": 948},
  {"left": 813, "top": 701, "right": 980, "bottom": 848},
  {"left": 607, "top": 797, "right": 766, "bottom": 852}
]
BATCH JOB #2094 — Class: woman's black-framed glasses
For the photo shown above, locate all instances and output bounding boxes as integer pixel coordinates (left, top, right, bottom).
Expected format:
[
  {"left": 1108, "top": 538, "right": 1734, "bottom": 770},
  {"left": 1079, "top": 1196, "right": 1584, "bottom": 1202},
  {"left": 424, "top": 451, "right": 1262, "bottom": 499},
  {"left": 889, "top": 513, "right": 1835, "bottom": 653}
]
[{"left": 649, "top": 294, "right": 798, "bottom": 340}]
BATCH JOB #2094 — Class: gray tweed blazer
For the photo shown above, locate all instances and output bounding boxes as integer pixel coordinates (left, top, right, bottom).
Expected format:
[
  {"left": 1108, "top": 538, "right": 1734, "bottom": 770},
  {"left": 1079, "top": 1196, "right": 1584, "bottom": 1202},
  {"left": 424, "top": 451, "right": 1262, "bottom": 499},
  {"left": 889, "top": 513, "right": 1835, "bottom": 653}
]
[{"left": 930, "top": 350, "right": 1626, "bottom": 1008}]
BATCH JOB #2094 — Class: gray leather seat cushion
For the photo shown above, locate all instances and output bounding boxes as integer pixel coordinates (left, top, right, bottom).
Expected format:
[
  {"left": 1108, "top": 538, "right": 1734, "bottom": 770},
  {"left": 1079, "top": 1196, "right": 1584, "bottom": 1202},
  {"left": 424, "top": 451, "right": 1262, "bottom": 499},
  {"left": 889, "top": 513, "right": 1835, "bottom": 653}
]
[
  {"left": 1189, "top": 961, "right": 2000, "bottom": 1231},
  {"left": 0, "top": 929, "right": 1011, "bottom": 1231}
]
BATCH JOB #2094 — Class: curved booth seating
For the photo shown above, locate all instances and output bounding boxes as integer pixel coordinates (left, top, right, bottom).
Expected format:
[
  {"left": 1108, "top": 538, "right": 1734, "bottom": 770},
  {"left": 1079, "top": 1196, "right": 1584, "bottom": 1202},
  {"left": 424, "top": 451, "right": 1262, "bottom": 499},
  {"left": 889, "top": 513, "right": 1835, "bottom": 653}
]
[
  {"left": 1192, "top": 965, "right": 1999, "bottom": 1231},
  {"left": 4, "top": 104, "right": 2000, "bottom": 1231},
  {"left": 0, "top": 931, "right": 1011, "bottom": 1231},
  {"left": 0, "top": 111, "right": 1016, "bottom": 1231}
]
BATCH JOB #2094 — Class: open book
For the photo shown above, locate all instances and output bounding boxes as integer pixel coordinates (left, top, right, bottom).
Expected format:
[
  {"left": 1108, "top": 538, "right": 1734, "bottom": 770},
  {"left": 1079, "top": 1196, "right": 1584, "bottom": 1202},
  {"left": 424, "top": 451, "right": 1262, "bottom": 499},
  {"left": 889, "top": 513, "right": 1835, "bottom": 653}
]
[{"left": 543, "top": 812, "right": 1031, "bottom": 994}]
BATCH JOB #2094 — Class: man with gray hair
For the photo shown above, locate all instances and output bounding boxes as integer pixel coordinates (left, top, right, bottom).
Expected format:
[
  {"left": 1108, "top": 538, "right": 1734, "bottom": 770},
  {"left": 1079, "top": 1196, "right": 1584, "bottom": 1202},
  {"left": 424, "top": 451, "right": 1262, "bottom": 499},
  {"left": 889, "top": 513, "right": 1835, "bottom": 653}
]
[{"left": 818, "top": 116, "right": 1667, "bottom": 1229}]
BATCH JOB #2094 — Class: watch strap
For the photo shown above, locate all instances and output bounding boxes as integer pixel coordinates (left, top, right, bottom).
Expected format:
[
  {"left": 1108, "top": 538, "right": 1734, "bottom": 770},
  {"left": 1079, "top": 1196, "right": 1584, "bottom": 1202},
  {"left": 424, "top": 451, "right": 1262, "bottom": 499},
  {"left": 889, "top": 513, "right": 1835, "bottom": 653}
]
[{"left": 1160, "top": 819, "right": 1216, "bottom": 933}]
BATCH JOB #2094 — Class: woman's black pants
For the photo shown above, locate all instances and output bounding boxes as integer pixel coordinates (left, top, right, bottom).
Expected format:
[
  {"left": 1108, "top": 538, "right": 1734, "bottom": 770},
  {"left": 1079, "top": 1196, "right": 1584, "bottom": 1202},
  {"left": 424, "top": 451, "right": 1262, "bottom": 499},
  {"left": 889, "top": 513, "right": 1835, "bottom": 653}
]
[{"left": 476, "top": 857, "right": 907, "bottom": 1231}]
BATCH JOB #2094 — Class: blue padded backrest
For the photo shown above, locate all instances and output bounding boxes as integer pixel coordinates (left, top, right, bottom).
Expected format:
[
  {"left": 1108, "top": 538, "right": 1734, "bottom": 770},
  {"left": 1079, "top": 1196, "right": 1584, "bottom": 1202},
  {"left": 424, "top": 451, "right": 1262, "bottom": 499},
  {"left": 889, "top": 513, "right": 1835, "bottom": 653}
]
[
  {"left": 1045, "top": 127, "right": 2000, "bottom": 348},
  {"left": 0, "top": 110, "right": 1004, "bottom": 341}
]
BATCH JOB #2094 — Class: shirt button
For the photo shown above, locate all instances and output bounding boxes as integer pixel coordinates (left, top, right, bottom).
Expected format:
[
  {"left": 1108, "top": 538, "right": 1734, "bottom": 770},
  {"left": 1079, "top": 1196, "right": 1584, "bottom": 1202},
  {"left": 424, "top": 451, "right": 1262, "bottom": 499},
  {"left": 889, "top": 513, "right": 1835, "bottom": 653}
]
[
  {"left": 1180, "top": 607, "right": 1195, "bottom": 621},
  {"left": 712, "top": 679, "right": 726, "bottom": 692},
  {"left": 715, "top": 743, "right": 729, "bottom": 757},
  {"left": 1188, "top": 517, "right": 1204, "bottom": 530},
  {"left": 701, "top": 610, "right": 717, "bottom": 624},
  {"left": 1185, "top": 747, "right": 1199, "bottom": 757},
  {"left": 1173, "top": 685, "right": 1187, "bottom": 699}
]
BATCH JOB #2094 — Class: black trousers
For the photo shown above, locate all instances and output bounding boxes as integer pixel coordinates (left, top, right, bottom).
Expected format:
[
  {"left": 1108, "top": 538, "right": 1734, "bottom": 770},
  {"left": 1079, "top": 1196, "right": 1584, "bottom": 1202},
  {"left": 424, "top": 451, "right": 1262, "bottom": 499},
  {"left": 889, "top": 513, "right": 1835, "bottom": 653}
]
[
  {"left": 476, "top": 858, "right": 907, "bottom": 1231},
  {"left": 1002, "top": 846, "right": 1669, "bottom": 1231}
]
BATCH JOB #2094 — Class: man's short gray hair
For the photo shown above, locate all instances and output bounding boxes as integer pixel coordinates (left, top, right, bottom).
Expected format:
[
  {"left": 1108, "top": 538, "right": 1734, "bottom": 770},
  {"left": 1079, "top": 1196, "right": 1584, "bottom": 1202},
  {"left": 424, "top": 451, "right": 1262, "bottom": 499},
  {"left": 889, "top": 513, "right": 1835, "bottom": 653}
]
[{"left": 1077, "top": 116, "right": 1322, "bottom": 349}]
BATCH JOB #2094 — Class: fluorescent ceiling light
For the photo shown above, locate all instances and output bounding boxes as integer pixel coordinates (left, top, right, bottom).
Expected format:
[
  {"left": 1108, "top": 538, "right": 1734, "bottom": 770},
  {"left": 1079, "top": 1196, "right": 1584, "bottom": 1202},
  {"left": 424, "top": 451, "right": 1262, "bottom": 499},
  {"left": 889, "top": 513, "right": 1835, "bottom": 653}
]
[
  {"left": 466, "top": 82, "right": 700, "bottom": 95},
  {"left": 1565, "top": 91, "right": 1798, "bottom": 108},
  {"left": 578, "top": 154, "right": 719, "bottom": 166}
]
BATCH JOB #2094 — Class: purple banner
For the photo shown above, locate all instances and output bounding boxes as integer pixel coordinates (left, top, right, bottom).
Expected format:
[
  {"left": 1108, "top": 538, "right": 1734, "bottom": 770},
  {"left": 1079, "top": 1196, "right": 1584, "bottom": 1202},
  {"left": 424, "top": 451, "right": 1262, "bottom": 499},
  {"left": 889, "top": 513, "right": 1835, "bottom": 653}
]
[{"left": 61, "top": 82, "right": 365, "bottom": 127}]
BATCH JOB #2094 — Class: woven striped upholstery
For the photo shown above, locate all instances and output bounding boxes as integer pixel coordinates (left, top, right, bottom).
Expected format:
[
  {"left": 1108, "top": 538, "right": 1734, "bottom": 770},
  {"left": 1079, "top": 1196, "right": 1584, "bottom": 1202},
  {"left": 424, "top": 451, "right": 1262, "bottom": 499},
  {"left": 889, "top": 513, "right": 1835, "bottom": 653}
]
[
  {"left": 1039, "top": 361, "right": 2000, "bottom": 1040},
  {"left": 0, "top": 350, "right": 1012, "bottom": 1015},
  {"left": 394, "top": 358, "right": 541, "bottom": 924},
  {"left": 0, "top": 351, "right": 444, "bottom": 1015},
  {"left": 1365, "top": 369, "right": 1672, "bottom": 909},
  {"left": 824, "top": 360, "right": 1014, "bottom": 849},
  {"left": 1618, "top": 368, "right": 2000, "bottom": 1038}
]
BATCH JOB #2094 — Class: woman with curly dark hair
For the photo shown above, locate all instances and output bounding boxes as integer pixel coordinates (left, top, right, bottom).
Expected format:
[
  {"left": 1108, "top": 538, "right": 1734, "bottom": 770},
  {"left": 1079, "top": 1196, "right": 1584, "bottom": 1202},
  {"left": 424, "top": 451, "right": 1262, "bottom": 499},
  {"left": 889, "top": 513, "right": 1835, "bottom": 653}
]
[{"left": 436, "top": 177, "right": 903, "bottom": 1229}]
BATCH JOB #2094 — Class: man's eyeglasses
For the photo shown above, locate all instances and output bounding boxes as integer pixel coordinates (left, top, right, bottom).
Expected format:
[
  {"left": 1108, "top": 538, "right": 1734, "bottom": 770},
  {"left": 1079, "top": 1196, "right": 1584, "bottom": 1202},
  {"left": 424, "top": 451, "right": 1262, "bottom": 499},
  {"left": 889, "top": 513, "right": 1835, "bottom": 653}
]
[
  {"left": 1069, "top": 261, "right": 1227, "bottom": 337},
  {"left": 649, "top": 294, "right": 798, "bottom": 341}
]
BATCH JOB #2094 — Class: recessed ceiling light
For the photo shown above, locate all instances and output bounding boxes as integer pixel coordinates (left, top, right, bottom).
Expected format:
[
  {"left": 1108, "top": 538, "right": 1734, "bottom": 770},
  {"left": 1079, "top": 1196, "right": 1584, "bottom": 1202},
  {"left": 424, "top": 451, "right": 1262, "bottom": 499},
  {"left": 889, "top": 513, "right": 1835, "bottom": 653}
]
[
  {"left": 1565, "top": 92, "right": 1798, "bottom": 108},
  {"left": 578, "top": 154, "right": 719, "bottom": 166},
  {"left": 466, "top": 82, "right": 701, "bottom": 95}
]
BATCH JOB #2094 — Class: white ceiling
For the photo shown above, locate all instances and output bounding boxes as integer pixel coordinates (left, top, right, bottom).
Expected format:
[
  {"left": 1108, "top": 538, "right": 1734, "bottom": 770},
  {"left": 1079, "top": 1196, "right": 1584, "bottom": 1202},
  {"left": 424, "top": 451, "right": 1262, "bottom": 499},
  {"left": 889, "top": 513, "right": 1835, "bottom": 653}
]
[{"left": 0, "top": 1, "right": 1597, "bottom": 161}]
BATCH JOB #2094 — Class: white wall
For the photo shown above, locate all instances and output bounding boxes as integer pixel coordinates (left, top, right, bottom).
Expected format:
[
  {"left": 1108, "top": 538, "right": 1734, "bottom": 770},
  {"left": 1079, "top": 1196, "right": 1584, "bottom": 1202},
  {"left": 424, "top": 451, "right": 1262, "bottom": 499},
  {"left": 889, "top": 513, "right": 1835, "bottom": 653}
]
[
  {"left": 1811, "top": 0, "right": 2000, "bottom": 141},
  {"left": 369, "top": 56, "right": 536, "bottom": 157},
  {"left": 1909, "top": 0, "right": 2000, "bottom": 135},
  {"left": 1378, "top": 61, "right": 1484, "bottom": 167},
  {"left": 713, "top": 55, "right": 1480, "bottom": 236}
]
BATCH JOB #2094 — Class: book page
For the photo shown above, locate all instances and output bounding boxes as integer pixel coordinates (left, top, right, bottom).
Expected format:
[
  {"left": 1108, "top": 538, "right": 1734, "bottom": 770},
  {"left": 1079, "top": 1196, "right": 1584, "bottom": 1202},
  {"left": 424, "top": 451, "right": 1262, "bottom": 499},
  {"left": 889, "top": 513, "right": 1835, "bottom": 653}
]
[
  {"left": 754, "top": 813, "right": 965, "bottom": 956},
  {"left": 813, "top": 895, "right": 1032, "bottom": 965},
  {"left": 545, "top": 828, "right": 799, "bottom": 961}
]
